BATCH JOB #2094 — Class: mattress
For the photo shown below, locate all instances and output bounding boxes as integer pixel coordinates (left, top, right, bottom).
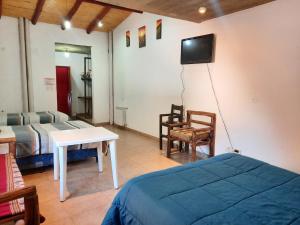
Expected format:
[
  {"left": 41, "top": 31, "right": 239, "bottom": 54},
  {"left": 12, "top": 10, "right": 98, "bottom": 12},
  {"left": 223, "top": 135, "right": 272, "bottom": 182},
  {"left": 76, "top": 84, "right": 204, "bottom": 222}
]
[
  {"left": 1, "top": 120, "right": 96, "bottom": 158},
  {"left": 0, "top": 111, "right": 69, "bottom": 126},
  {"left": 102, "top": 153, "right": 300, "bottom": 225}
]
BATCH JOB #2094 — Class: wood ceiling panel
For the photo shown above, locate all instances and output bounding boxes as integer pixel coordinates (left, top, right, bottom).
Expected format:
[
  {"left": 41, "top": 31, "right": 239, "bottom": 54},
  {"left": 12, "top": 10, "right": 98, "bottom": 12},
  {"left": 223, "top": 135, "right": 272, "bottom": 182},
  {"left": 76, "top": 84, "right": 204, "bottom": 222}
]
[
  {"left": 1, "top": 0, "right": 275, "bottom": 32},
  {"left": 2, "top": 0, "right": 37, "bottom": 20},
  {"left": 3, "top": 0, "right": 37, "bottom": 10},
  {"left": 96, "top": 0, "right": 275, "bottom": 23},
  {"left": 1, "top": 0, "right": 131, "bottom": 32},
  {"left": 101, "top": 8, "right": 131, "bottom": 30},
  {"left": 72, "top": 2, "right": 104, "bottom": 30},
  {"left": 39, "top": 0, "right": 73, "bottom": 25}
]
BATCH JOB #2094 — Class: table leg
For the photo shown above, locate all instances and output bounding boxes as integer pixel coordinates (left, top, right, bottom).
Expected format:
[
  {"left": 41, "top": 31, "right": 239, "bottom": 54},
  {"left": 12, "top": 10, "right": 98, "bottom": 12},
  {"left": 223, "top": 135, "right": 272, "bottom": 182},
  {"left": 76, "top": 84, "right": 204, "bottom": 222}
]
[
  {"left": 109, "top": 140, "right": 118, "bottom": 189},
  {"left": 97, "top": 142, "right": 103, "bottom": 173},
  {"left": 59, "top": 146, "right": 68, "bottom": 201},
  {"left": 53, "top": 143, "right": 59, "bottom": 181}
]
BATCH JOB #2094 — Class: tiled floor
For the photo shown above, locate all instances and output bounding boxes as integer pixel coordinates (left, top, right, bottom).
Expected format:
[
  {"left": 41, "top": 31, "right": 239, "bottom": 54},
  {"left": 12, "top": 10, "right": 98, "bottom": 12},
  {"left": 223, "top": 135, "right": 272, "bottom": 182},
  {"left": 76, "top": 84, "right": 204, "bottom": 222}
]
[{"left": 23, "top": 126, "right": 180, "bottom": 225}]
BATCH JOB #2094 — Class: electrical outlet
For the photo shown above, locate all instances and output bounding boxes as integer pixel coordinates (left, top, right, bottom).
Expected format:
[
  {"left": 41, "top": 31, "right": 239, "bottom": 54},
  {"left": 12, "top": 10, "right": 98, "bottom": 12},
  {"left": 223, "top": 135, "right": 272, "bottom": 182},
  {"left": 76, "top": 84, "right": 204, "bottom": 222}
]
[
  {"left": 226, "top": 147, "right": 241, "bottom": 154},
  {"left": 233, "top": 149, "right": 241, "bottom": 154}
]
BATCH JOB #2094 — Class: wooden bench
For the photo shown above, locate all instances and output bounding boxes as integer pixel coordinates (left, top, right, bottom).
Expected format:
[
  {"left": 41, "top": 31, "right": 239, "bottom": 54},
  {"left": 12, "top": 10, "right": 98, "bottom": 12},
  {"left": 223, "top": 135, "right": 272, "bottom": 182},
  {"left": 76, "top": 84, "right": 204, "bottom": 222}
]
[{"left": 0, "top": 139, "right": 44, "bottom": 225}]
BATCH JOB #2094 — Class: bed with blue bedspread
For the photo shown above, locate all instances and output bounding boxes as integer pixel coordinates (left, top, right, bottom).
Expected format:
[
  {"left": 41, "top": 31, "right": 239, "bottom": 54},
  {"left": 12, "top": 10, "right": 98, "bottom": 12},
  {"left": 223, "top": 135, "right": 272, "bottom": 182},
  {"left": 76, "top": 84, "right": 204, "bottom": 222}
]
[{"left": 102, "top": 153, "right": 300, "bottom": 225}]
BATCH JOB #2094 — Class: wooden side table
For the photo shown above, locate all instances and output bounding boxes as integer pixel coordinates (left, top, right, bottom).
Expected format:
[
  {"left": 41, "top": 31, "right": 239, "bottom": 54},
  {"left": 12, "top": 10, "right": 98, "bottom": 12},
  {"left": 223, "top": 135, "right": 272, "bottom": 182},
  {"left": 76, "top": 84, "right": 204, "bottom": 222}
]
[{"left": 0, "top": 128, "right": 16, "bottom": 157}]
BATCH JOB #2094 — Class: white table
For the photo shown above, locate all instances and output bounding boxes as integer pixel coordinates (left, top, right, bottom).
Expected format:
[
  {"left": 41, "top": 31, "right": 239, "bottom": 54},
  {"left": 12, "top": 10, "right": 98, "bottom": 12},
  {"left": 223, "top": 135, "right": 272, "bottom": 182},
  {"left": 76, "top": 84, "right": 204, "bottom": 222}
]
[{"left": 50, "top": 127, "right": 119, "bottom": 202}]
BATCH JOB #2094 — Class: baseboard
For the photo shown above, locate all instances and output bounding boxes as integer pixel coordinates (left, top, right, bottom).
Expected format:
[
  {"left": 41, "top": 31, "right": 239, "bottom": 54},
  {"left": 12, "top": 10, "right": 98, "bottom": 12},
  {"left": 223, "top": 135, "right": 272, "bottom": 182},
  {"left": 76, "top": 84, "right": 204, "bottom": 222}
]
[
  {"left": 113, "top": 123, "right": 159, "bottom": 141},
  {"left": 113, "top": 123, "right": 126, "bottom": 130},
  {"left": 94, "top": 122, "right": 110, "bottom": 127}
]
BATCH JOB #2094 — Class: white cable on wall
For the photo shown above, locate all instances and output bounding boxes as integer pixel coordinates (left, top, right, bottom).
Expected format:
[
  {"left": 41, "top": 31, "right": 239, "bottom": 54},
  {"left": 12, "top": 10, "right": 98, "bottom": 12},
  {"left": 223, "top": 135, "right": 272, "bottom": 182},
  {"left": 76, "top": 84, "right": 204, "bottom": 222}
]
[
  {"left": 206, "top": 64, "right": 234, "bottom": 150},
  {"left": 180, "top": 65, "right": 185, "bottom": 106}
]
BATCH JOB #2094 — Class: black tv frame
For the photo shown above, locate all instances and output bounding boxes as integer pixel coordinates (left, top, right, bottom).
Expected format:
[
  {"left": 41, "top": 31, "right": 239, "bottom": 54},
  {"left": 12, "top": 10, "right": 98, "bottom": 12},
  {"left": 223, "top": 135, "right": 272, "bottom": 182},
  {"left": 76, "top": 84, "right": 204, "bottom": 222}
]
[{"left": 181, "top": 33, "right": 215, "bottom": 65}]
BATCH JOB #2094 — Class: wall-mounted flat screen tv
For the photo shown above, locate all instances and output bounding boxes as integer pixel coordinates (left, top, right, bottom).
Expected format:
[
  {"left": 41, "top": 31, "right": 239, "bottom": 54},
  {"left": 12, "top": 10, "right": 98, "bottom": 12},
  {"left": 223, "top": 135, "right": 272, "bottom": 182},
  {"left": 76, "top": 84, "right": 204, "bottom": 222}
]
[{"left": 181, "top": 34, "right": 215, "bottom": 64}]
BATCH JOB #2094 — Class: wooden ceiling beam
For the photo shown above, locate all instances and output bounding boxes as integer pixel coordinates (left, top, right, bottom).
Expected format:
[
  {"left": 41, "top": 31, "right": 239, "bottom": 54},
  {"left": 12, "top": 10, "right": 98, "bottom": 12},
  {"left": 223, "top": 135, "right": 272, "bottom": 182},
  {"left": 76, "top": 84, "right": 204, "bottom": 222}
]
[
  {"left": 83, "top": 0, "right": 143, "bottom": 14},
  {"left": 31, "top": 0, "right": 46, "bottom": 25},
  {"left": 61, "top": 0, "right": 83, "bottom": 29},
  {"left": 86, "top": 7, "right": 111, "bottom": 34}
]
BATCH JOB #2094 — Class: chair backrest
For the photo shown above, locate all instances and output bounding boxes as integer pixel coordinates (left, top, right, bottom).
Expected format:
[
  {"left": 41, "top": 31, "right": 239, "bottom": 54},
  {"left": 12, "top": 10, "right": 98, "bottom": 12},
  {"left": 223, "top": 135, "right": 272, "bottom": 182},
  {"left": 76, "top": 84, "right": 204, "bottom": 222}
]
[
  {"left": 170, "top": 104, "right": 184, "bottom": 121},
  {"left": 186, "top": 110, "right": 216, "bottom": 130}
]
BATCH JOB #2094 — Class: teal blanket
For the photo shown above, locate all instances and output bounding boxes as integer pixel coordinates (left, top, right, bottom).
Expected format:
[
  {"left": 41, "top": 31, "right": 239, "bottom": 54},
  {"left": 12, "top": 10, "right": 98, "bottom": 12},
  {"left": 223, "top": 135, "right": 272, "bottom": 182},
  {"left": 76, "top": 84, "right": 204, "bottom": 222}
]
[{"left": 102, "top": 153, "right": 300, "bottom": 225}]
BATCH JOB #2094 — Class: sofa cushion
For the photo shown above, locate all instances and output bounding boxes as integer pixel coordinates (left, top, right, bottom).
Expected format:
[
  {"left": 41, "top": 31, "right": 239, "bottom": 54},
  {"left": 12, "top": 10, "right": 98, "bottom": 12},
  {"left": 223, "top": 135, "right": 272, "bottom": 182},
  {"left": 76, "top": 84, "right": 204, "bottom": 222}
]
[{"left": 0, "top": 154, "right": 24, "bottom": 218}]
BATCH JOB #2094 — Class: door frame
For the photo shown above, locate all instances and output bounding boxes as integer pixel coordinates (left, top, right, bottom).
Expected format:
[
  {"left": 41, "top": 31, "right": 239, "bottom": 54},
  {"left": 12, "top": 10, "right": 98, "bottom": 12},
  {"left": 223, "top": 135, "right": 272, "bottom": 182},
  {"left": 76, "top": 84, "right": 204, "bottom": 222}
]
[{"left": 56, "top": 66, "right": 72, "bottom": 116}]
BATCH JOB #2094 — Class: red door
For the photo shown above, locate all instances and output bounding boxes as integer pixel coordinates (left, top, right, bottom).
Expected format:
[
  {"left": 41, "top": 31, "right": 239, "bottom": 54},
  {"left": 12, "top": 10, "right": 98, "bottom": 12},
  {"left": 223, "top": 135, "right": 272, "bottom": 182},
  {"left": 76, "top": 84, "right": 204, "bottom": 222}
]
[{"left": 56, "top": 66, "right": 71, "bottom": 115}]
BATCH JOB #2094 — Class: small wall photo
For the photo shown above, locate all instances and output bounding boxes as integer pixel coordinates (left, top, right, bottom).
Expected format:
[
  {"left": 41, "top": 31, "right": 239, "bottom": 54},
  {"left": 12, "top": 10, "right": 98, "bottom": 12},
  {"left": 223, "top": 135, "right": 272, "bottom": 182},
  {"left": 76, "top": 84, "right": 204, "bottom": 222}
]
[
  {"left": 126, "top": 30, "right": 130, "bottom": 47},
  {"left": 156, "top": 19, "right": 162, "bottom": 39},
  {"left": 138, "top": 26, "right": 146, "bottom": 48}
]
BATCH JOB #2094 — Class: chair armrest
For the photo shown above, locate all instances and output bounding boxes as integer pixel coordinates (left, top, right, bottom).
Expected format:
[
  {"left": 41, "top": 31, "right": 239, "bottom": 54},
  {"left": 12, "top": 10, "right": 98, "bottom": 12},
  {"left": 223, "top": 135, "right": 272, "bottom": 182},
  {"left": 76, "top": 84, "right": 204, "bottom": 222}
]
[
  {"left": 0, "top": 186, "right": 41, "bottom": 225},
  {"left": 0, "top": 186, "right": 36, "bottom": 204},
  {"left": 168, "top": 122, "right": 189, "bottom": 128}
]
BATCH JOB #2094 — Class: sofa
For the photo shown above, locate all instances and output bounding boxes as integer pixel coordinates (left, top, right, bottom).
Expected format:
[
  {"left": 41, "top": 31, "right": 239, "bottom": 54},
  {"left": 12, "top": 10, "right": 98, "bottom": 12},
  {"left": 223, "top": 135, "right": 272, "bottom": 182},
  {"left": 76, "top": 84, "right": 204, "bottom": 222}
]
[{"left": 0, "top": 142, "right": 44, "bottom": 225}]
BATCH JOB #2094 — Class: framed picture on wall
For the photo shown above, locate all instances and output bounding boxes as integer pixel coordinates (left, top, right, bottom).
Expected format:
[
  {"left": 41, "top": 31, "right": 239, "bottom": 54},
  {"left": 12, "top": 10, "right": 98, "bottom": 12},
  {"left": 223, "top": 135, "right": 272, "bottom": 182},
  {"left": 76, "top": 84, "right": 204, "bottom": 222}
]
[
  {"left": 156, "top": 19, "right": 162, "bottom": 39},
  {"left": 138, "top": 26, "right": 146, "bottom": 48},
  {"left": 126, "top": 31, "right": 130, "bottom": 47}
]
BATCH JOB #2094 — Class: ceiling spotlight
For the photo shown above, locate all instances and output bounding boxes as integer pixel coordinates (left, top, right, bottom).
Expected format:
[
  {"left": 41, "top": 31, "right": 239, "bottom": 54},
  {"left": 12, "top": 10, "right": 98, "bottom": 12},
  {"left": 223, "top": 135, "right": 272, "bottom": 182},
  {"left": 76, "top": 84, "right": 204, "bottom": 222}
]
[
  {"left": 98, "top": 21, "right": 103, "bottom": 28},
  {"left": 198, "top": 7, "right": 207, "bottom": 14},
  {"left": 64, "top": 20, "right": 72, "bottom": 30}
]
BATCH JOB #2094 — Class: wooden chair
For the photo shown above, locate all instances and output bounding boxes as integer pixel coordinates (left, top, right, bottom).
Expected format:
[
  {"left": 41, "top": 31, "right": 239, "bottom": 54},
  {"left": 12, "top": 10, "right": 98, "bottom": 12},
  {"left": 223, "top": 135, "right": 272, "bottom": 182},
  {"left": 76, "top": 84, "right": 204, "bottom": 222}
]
[
  {"left": 167, "top": 110, "right": 216, "bottom": 161},
  {"left": 0, "top": 186, "right": 42, "bottom": 225},
  {"left": 159, "top": 104, "right": 184, "bottom": 150},
  {"left": 0, "top": 140, "right": 45, "bottom": 225}
]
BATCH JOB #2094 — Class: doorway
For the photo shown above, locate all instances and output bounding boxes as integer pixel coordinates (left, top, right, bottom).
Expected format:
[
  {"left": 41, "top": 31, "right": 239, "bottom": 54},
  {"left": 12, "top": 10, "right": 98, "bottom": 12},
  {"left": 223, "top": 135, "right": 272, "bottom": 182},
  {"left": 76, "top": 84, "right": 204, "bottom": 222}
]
[
  {"left": 55, "top": 43, "right": 92, "bottom": 123},
  {"left": 56, "top": 66, "right": 71, "bottom": 115}
]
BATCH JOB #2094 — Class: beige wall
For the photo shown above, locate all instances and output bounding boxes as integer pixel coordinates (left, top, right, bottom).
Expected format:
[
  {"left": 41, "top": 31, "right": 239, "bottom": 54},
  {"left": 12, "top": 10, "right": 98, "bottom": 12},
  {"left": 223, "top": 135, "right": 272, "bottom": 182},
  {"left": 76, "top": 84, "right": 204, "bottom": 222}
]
[
  {"left": 113, "top": 0, "right": 300, "bottom": 172},
  {"left": 0, "top": 17, "right": 23, "bottom": 113}
]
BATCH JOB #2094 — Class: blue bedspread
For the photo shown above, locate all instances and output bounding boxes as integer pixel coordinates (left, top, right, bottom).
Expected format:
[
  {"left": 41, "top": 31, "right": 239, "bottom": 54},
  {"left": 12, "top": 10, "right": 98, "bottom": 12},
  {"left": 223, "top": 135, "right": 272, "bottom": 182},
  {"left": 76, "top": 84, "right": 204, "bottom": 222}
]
[{"left": 102, "top": 153, "right": 300, "bottom": 225}]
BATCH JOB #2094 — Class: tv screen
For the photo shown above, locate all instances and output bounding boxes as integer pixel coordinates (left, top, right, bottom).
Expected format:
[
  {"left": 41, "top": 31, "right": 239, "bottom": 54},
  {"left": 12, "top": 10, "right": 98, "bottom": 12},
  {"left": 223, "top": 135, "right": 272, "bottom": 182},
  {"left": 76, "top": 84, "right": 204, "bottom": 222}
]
[{"left": 181, "top": 34, "right": 215, "bottom": 64}]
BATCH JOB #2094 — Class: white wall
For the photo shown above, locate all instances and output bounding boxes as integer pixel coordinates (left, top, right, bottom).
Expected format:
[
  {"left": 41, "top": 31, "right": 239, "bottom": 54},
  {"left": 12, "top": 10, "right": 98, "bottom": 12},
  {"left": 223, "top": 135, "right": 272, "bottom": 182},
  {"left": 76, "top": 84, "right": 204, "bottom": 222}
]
[
  {"left": 55, "top": 52, "right": 88, "bottom": 116},
  {"left": 113, "top": 0, "right": 300, "bottom": 172},
  {"left": 29, "top": 23, "right": 109, "bottom": 123},
  {"left": 0, "top": 17, "right": 23, "bottom": 112}
]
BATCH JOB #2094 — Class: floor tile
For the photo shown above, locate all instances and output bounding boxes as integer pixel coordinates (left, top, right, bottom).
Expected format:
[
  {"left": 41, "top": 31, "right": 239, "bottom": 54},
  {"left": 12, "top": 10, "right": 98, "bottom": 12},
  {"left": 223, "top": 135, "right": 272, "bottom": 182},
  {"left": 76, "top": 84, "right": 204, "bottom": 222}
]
[{"left": 22, "top": 125, "right": 180, "bottom": 224}]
